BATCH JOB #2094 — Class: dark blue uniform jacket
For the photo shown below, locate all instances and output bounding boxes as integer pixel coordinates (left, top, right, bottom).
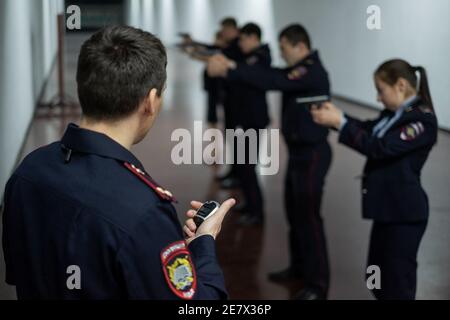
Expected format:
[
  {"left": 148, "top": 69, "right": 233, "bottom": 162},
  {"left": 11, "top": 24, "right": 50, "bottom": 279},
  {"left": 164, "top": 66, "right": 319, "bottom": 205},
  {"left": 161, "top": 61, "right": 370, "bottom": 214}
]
[
  {"left": 2, "top": 124, "right": 227, "bottom": 300},
  {"left": 340, "top": 97, "right": 438, "bottom": 222},
  {"left": 227, "top": 50, "right": 330, "bottom": 147}
]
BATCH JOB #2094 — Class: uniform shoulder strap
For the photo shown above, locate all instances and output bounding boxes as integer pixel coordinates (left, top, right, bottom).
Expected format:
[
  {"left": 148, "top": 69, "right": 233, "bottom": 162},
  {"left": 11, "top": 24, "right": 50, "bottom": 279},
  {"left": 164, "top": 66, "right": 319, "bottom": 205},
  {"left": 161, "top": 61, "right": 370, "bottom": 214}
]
[{"left": 123, "top": 162, "right": 177, "bottom": 203}]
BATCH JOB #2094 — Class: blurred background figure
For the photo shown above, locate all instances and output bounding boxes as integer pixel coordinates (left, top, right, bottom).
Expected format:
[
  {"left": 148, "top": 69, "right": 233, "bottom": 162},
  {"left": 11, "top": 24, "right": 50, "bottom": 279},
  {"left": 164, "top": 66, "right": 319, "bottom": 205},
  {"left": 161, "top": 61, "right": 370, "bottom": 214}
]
[
  {"left": 179, "top": 17, "right": 244, "bottom": 189},
  {"left": 230, "top": 22, "right": 272, "bottom": 226},
  {"left": 208, "top": 23, "right": 332, "bottom": 300}
]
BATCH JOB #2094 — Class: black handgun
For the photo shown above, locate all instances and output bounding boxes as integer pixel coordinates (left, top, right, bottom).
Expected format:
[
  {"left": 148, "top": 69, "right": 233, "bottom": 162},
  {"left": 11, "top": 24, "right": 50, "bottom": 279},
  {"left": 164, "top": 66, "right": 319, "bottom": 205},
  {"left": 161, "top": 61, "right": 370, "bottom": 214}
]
[{"left": 296, "top": 95, "right": 330, "bottom": 110}]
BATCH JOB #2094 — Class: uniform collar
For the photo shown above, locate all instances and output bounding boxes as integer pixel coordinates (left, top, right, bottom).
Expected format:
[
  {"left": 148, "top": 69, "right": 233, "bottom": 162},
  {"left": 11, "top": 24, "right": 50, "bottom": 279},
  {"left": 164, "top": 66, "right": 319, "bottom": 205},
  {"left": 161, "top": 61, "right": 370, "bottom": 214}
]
[
  {"left": 60, "top": 123, "right": 144, "bottom": 168},
  {"left": 373, "top": 96, "right": 420, "bottom": 138},
  {"left": 392, "top": 95, "right": 419, "bottom": 118},
  {"left": 399, "top": 95, "right": 418, "bottom": 111},
  {"left": 292, "top": 50, "right": 319, "bottom": 68},
  {"left": 247, "top": 44, "right": 268, "bottom": 55}
]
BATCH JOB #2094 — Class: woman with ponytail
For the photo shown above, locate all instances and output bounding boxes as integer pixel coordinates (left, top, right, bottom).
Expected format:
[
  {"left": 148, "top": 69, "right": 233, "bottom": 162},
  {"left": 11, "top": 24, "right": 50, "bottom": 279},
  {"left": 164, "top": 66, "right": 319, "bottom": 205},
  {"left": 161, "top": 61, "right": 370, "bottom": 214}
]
[{"left": 310, "top": 59, "right": 438, "bottom": 300}]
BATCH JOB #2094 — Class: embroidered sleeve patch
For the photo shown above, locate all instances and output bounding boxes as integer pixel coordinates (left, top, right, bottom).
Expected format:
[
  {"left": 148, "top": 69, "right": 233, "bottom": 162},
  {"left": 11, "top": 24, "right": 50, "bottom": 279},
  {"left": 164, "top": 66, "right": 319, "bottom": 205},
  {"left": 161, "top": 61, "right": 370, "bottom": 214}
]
[
  {"left": 161, "top": 241, "right": 197, "bottom": 300},
  {"left": 400, "top": 122, "right": 425, "bottom": 141},
  {"left": 288, "top": 66, "right": 308, "bottom": 80},
  {"left": 419, "top": 106, "right": 434, "bottom": 114}
]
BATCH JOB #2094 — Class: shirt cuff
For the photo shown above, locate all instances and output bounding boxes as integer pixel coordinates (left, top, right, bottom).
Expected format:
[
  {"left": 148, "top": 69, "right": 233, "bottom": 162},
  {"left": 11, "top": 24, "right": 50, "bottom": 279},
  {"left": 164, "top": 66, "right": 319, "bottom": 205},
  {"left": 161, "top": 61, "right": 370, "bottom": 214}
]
[
  {"left": 187, "top": 234, "right": 217, "bottom": 258},
  {"left": 339, "top": 114, "right": 348, "bottom": 132}
]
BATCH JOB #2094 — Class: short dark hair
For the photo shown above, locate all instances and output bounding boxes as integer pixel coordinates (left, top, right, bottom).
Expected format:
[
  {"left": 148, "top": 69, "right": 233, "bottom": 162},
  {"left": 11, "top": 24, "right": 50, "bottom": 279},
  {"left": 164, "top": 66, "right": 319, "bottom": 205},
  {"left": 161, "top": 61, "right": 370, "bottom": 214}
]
[
  {"left": 221, "top": 17, "right": 238, "bottom": 29},
  {"left": 240, "top": 23, "right": 262, "bottom": 40},
  {"left": 76, "top": 26, "right": 167, "bottom": 121},
  {"left": 279, "top": 24, "right": 311, "bottom": 49}
]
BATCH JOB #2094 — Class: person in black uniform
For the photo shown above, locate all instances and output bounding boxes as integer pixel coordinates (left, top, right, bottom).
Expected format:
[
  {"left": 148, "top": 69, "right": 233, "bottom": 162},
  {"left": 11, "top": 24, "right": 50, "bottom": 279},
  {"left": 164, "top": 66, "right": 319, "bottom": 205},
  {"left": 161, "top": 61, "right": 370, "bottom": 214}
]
[
  {"left": 214, "top": 18, "right": 245, "bottom": 189},
  {"left": 179, "top": 18, "right": 244, "bottom": 189},
  {"left": 232, "top": 23, "right": 272, "bottom": 226},
  {"left": 208, "top": 24, "right": 332, "bottom": 299},
  {"left": 311, "top": 59, "right": 438, "bottom": 300},
  {"left": 203, "top": 31, "right": 226, "bottom": 127},
  {"left": 1, "top": 26, "right": 236, "bottom": 300},
  {"left": 179, "top": 31, "right": 226, "bottom": 127}
]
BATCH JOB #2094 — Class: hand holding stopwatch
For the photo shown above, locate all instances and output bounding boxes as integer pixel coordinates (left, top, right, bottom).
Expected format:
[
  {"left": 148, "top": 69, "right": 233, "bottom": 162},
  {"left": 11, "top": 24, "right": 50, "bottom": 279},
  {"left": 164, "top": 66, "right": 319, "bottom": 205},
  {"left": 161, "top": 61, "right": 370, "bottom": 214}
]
[{"left": 193, "top": 201, "right": 220, "bottom": 228}]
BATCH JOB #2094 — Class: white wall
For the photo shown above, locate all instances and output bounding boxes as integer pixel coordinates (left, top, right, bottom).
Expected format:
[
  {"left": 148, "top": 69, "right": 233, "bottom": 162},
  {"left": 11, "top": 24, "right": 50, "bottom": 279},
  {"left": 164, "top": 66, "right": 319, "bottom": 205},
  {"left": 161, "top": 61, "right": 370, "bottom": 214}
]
[
  {"left": 175, "top": 0, "right": 215, "bottom": 43},
  {"left": 125, "top": 0, "right": 450, "bottom": 129},
  {"left": 125, "top": 0, "right": 141, "bottom": 28},
  {"left": 0, "top": 0, "right": 63, "bottom": 195},
  {"left": 271, "top": 0, "right": 450, "bottom": 129}
]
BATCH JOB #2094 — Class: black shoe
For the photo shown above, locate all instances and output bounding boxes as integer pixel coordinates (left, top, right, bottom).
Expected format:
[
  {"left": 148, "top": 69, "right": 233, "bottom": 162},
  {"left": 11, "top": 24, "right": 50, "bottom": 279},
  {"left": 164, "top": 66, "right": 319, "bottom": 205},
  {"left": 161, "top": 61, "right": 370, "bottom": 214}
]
[
  {"left": 220, "top": 177, "right": 241, "bottom": 189},
  {"left": 292, "top": 287, "right": 326, "bottom": 300},
  {"left": 236, "top": 214, "right": 264, "bottom": 226},
  {"left": 268, "top": 268, "right": 303, "bottom": 282}
]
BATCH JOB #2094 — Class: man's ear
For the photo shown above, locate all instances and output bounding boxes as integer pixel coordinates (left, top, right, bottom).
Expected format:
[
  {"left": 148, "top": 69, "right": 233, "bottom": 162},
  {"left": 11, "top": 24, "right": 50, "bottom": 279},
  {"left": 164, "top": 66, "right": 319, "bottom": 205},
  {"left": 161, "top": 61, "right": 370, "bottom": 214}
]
[{"left": 143, "top": 88, "right": 160, "bottom": 116}]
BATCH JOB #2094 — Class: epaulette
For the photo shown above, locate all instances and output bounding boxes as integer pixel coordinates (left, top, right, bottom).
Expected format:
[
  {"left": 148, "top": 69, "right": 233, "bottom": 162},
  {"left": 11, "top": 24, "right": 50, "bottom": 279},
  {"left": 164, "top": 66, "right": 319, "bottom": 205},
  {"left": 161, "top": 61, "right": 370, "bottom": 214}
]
[{"left": 124, "top": 162, "right": 177, "bottom": 202}]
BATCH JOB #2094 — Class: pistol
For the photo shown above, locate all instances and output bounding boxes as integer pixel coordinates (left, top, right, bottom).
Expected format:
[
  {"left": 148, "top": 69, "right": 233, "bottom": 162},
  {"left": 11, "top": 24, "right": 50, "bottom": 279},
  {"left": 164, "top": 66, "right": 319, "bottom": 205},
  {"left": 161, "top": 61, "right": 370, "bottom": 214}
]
[{"left": 296, "top": 95, "right": 330, "bottom": 110}]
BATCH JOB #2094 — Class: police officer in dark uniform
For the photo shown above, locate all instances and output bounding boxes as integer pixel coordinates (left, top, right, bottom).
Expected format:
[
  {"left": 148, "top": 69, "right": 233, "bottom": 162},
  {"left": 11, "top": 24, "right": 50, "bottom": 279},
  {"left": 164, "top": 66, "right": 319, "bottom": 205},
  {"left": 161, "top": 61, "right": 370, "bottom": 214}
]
[
  {"left": 208, "top": 24, "right": 331, "bottom": 299},
  {"left": 218, "top": 18, "right": 244, "bottom": 124},
  {"left": 311, "top": 59, "right": 438, "bottom": 300},
  {"left": 203, "top": 32, "right": 226, "bottom": 126},
  {"left": 216, "top": 18, "right": 246, "bottom": 188},
  {"left": 232, "top": 23, "right": 272, "bottom": 226},
  {"left": 179, "top": 18, "right": 244, "bottom": 188},
  {"left": 179, "top": 31, "right": 226, "bottom": 126},
  {"left": 2, "top": 26, "right": 235, "bottom": 300}
]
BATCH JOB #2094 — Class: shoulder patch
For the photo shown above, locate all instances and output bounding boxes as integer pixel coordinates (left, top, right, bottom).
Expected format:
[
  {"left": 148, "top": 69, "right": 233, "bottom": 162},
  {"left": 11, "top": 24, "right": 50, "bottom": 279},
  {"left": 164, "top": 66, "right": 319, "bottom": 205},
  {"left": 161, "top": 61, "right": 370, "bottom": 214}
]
[
  {"left": 288, "top": 66, "right": 308, "bottom": 80},
  {"left": 161, "top": 241, "right": 197, "bottom": 300},
  {"left": 246, "top": 55, "right": 259, "bottom": 65},
  {"left": 123, "top": 162, "right": 176, "bottom": 202},
  {"left": 400, "top": 122, "right": 425, "bottom": 141},
  {"left": 419, "top": 105, "right": 434, "bottom": 115}
]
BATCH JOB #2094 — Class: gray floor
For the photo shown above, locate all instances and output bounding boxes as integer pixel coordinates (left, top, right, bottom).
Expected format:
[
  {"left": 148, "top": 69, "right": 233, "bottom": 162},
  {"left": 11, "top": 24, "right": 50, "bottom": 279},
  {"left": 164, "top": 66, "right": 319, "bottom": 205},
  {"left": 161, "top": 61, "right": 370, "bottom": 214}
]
[{"left": 1, "top": 33, "right": 449, "bottom": 300}]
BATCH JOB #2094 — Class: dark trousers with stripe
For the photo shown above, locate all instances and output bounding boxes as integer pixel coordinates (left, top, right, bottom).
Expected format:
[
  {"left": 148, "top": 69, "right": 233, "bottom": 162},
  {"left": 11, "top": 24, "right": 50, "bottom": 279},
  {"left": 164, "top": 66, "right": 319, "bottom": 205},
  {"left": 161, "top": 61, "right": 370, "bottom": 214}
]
[
  {"left": 367, "top": 221, "right": 427, "bottom": 300},
  {"left": 206, "top": 89, "right": 219, "bottom": 124},
  {"left": 285, "top": 142, "right": 332, "bottom": 294},
  {"left": 235, "top": 127, "right": 264, "bottom": 219}
]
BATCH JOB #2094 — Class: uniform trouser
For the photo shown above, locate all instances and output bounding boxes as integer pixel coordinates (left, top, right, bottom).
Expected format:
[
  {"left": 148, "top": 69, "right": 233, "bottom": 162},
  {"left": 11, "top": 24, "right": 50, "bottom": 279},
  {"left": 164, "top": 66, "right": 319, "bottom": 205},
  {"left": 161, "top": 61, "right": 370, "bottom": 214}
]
[
  {"left": 285, "top": 142, "right": 332, "bottom": 294},
  {"left": 367, "top": 221, "right": 427, "bottom": 300},
  {"left": 224, "top": 100, "right": 239, "bottom": 177},
  {"left": 235, "top": 128, "right": 264, "bottom": 219},
  {"left": 206, "top": 88, "right": 221, "bottom": 124}
]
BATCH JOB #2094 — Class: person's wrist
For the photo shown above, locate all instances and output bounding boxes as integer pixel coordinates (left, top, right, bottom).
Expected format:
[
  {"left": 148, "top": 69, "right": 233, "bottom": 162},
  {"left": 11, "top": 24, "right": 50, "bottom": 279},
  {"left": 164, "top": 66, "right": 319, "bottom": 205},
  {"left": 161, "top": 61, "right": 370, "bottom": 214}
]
[
  {"left": 335, "top": 110, "right": 344, "bottom": 130},
  {"left": 196, "top": 230, "right": 216, "bottom": 240},
  {"left": 186, "top": 233, "right": 215, "bottom": 246}
]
